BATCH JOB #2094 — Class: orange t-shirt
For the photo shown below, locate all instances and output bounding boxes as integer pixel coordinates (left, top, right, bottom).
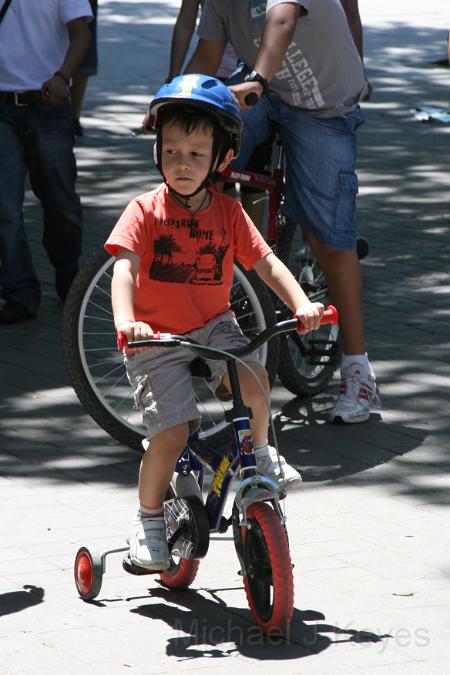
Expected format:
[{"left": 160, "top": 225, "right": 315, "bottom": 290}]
[{"left": 105, "top": 184, "right": 272, "bottom": 334}]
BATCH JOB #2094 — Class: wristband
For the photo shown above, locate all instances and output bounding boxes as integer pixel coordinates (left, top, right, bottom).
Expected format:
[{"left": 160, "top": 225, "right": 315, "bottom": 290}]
[
  {"left": 244, "top": 70, "right": 269, "bottom": 96},
  {"left": 54, "top": 70, "right": 70, "bottom": 86}
]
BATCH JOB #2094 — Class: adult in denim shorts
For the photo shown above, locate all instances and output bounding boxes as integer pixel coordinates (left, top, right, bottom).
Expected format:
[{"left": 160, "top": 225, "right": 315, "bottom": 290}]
[{"left": 188, "top": 0, "right": 381, "bottom": 424}]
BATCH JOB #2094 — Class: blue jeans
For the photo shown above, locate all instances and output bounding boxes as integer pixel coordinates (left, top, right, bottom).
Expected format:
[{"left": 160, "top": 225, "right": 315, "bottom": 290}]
[
  {"left": 232, "top": 95, "right": 365, "bottom": 250},
  {"left": 0, "top": 98, "right": 82, "bottom": 313}
]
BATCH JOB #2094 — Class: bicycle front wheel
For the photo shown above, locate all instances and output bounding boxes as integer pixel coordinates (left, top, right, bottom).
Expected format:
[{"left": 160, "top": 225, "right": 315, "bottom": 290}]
[
  {"left": 276, "top": 219, "right": 341, "bottom": 396},
  {"left": 241, "top": 502, "right": 294, "bottom": 634},
  {"left": 62, "top": 251, "right": 279, "bottom": 451}
]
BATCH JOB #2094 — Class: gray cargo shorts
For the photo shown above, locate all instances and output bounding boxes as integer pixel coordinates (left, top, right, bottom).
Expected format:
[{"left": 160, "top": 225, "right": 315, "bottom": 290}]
[{"left": 125, "top": 310, "right": 262, "bottom": 440}]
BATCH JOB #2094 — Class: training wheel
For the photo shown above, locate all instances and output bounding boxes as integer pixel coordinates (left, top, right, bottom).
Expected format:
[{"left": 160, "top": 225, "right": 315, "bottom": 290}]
[{"left": 74, "top": 546, "right": 103, "bottom": 600}]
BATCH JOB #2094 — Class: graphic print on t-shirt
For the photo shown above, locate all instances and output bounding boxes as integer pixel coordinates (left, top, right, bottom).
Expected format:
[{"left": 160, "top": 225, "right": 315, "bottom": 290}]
[
  {"left": 149, "top": 216, "right": 229, "bottom": 285},
  {"left": 250, "top": 0, "right": 266, "bottom": 22},
  {"left": 249, "top": 0, "right": 324, "bottom": 108}
]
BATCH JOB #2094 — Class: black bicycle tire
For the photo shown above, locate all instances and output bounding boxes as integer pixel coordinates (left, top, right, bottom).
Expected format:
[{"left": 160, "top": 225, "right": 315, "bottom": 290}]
[
  {"left": 62, "top": 251, "right": 279, "bottom": 452},
  {"left": 276, "top": 219, "right": 341, "bottom": 396}
]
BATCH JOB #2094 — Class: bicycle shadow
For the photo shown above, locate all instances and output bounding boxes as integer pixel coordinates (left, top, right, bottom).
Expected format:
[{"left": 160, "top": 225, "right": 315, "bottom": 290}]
[
  {"left": 0, "top": 585, "right": 45, "bottom": 617},
  {"left": 130, "top": 586, "right": 390, "bottom": 661}
]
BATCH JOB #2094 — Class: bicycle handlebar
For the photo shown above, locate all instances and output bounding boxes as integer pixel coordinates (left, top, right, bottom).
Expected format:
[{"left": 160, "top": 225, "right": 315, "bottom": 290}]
[{"left": 118, "top": 305, "right": 338, "bottom": 360}]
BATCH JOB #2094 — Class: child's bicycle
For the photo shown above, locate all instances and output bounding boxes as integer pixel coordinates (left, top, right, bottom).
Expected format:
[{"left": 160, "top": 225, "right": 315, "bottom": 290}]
[{"left": 74, "top": 306, "right": 338, "bottom": 634}]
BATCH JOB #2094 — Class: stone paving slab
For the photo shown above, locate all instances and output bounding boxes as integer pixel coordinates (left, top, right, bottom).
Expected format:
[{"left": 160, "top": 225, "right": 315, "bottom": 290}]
[{"left": 1, "top": 0, "right": 450, "bottom": 673}]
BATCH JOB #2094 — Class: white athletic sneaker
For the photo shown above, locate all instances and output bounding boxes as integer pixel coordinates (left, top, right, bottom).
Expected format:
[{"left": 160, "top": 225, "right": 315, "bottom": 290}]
[
  {"left": 255, "top": 446, "right": 302, "bottom": 488},
  {"left": 330, "top": 364, "right": 381, "bottom": 424},
  {"left": 128, "top": 517, "right": 170, "bottom": 571}
]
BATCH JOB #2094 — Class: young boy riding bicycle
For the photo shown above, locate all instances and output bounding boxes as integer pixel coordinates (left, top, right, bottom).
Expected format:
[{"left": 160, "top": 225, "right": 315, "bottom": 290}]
[{"left": 106, "top": 75, "right": 324, "bottom": 572}]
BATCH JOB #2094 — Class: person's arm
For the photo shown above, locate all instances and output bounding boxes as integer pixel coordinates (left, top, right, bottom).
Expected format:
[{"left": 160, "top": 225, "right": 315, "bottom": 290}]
[
  {"left": 42, "top": 17, "right": 91, "bottom": 106},
  {"left": 184, "top": 37, "right": 226, "bottom": 75},
  {"left": 339, "top": 0, "right": 363, "bottom": 58},
  {"left": 167, "top": 0, "right": 201, "bottom": 81},
  {"left": 112, "top": 249, "right": 154, "bottom": 342},
  {"left": 254, "top": 252, "right": 324, "bottom": 333},
  {"left": 229, "top": 2, "right": 301, "bottom": 109},
  {"left": 339, "top": 0, "right": 373, "bottom": 100}
]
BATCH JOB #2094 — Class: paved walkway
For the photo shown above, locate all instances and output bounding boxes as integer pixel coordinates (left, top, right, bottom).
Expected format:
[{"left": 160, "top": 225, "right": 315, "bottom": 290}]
[{"left": 1, "top": 2, "right": 449, "bottom": 673}]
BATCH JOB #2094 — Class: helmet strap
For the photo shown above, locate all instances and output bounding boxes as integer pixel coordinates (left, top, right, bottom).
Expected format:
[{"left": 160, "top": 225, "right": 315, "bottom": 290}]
[{"left": 162, "top": 152, "right": 224, "bottom": 209}]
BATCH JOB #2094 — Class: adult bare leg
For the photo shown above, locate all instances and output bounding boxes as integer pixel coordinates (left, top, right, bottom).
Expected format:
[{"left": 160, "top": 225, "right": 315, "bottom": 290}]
[{"left": 306, "top": 232, "right": 365, "bottom": 356}]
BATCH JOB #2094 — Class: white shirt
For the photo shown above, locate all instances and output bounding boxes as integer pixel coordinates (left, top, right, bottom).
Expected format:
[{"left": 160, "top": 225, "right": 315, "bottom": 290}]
[{"left": 0, "top": 0, "right": 92, "bottom": 91}]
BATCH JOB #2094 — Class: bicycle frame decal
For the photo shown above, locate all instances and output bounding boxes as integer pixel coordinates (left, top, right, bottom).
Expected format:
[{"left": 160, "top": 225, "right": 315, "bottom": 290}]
[
  {"left": 205, "top": 457, "right": 237, "bottom": 530},
  {"left": 182, "top": 433, "right": 239, "bottom": 531},
  {"left": 238, "top": 430, "right": 253, "bottom": 452},
  {"left": 210, "top": 455, "right": 230, "bottom": 497},
  {"left": 234, "top": 417, "right": 256, "bottom": 469}
]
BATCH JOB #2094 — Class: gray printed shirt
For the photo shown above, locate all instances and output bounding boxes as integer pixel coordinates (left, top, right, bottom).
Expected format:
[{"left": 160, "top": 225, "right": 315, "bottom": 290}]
[{"left": 198, "top": 0, "right": 368, "bottom": 117}]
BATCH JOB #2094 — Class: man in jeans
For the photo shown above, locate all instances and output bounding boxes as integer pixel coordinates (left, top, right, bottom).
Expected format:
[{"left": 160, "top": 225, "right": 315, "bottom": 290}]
[
  {"left": 0, "top": 0, "right": 92, "bottom": 324},
  {"left": 186, "top": 0, "right": 381, "bottom": 423}
]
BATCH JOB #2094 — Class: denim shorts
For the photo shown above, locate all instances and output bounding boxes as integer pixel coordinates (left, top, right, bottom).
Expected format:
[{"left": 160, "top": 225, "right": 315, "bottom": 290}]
[
  {"left": 232, "top": 96, "right": 365, "bottom": 250},
  {"left": 125, "top": 311, "right": 260, "bottom": 440}
]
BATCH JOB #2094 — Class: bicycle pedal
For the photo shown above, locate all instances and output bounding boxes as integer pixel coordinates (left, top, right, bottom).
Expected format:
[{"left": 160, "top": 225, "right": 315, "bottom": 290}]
[
  {"left": 305, "top": 339, "right": 340, "bottom": 366},
  {"left": 122, "top": 555, "right": 160, "bottom": 575}
]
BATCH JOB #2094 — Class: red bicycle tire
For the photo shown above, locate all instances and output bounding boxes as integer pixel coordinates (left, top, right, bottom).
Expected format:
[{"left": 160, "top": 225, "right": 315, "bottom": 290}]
[
  {"left": 159, "top": 559, "right": 200, "bottom": 589},
  {"left": 241, "top": 502, "right": 294, "bottom": 634}
]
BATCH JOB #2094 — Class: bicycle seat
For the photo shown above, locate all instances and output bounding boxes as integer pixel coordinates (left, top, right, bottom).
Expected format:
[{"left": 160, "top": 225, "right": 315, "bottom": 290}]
[
  {"left": 189, "top": 357, "right": 211, "bottom": 378},
  {"left": 189, "top": 358, "right": 233, "bottom": 401}
]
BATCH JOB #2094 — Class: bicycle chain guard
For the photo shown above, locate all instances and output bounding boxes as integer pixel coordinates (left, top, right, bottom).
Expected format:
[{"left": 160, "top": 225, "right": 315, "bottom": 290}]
[{"left": 164, "top": 496, "right": 210, "bottom": 560}]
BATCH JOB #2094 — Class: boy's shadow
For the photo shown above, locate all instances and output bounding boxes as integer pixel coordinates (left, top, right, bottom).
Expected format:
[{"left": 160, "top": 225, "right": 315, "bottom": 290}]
[
  {"left": 130, "top": 586, "right": 390, "bottom": 660},
  {"left": 0, "top": 585, "right": 45, "bottom": 617}
]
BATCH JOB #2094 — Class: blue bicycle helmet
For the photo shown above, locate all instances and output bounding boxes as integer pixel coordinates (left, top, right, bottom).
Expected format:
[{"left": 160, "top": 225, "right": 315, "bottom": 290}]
[{"left": 150, "top": 74, "right": 242, "bottom": 157}]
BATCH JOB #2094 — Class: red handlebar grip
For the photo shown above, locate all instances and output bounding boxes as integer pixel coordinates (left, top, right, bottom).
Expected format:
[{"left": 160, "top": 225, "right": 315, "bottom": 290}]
[
  {"left": 117, "top": 331, "right": 128, "bottom": 351},
  {"left": 295, "top": 305, "right": 338, "bottom": 331},
  {"left": 321, "top": 305, "right": 338, "bottom": 325},
  {"left": 117, "top": 330, "right": 161, "bottom": 351}
]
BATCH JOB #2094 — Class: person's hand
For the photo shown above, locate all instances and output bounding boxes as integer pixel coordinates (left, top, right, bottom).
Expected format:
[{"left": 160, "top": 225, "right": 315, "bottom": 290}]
[
  {"left": 294, "top": 302, "right": 324, "bottom": 334},
  {"left": 117, "top": 321, "right": 154, "bottom": 353},
  {"left": 229, "top": 81, "right": 263, "bottom": 110},
  {"left": 41, "top": 74, "right": 69, "bottom": 106}
]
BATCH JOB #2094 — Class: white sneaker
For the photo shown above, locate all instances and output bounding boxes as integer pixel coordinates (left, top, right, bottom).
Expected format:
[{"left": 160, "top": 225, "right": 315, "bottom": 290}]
[
  {"left": 128, "top": 517, "right": 170, "bottom": 571},
  {"left": 330, "top": 364, "right": 381, "bottom": 424},
  {"left": 256, "top": 446, "right": 302, "bottom": 489}
]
